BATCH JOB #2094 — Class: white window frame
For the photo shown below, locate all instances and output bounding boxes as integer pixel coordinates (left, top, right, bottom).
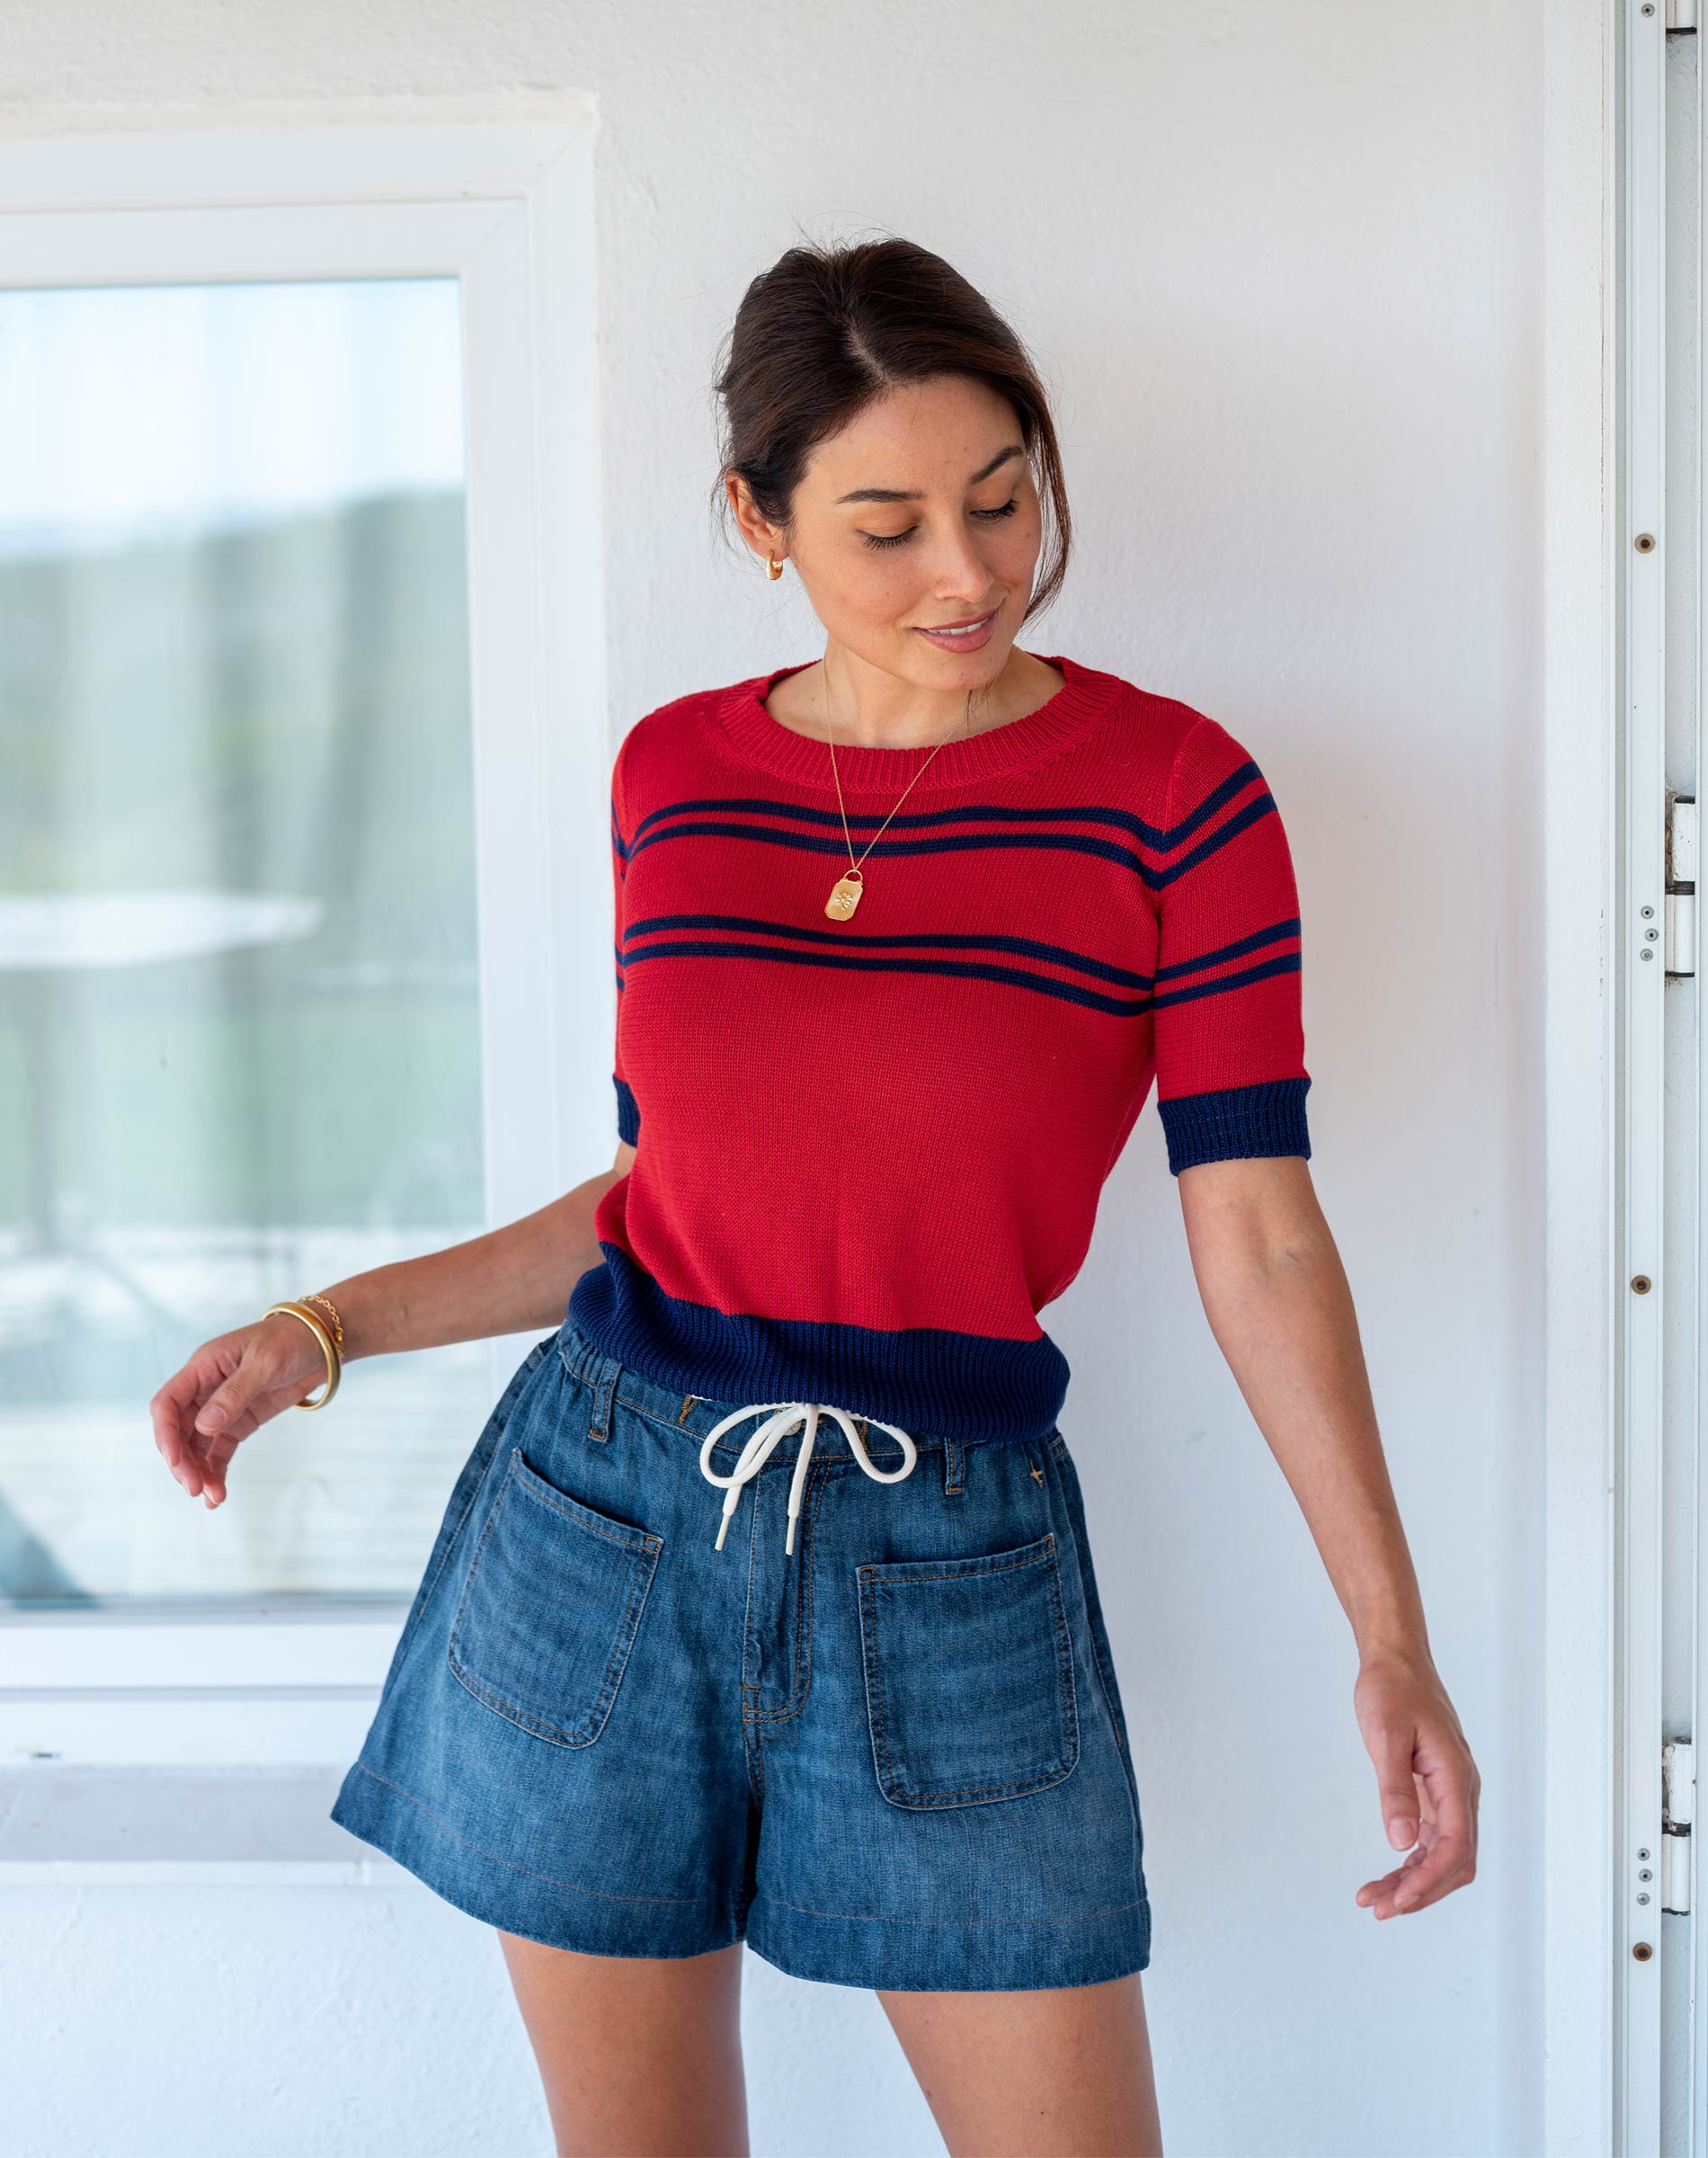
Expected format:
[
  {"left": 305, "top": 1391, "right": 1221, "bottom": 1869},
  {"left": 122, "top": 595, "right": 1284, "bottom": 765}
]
[{"left": 0, "top": 110, "right": 610, "bottom": 1792}]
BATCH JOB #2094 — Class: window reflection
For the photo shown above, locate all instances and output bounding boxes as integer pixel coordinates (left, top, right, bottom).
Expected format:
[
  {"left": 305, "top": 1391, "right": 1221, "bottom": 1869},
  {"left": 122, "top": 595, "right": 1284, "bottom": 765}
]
[{"left": 0, "top": 279, "right": 488, "bottom": 1607}]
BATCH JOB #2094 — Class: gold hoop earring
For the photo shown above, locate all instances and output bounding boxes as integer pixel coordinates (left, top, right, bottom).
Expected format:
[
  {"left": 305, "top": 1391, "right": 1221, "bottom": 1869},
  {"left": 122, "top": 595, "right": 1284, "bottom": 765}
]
[{"left": 767, "top": 555, "right": 784, "bottom": 580}]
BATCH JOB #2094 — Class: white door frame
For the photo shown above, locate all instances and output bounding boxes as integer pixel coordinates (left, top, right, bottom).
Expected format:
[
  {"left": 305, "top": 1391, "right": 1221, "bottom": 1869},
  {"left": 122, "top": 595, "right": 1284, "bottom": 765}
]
[{"left": 1543, "top": 3, "right": 1620, "bottom": 2153}]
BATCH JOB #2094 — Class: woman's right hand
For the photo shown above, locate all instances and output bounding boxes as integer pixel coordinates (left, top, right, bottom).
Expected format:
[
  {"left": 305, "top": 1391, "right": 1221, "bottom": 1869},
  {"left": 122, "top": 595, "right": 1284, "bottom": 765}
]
[{"left": 149, "top": 1314, "right": 334, "bottom": 1509}]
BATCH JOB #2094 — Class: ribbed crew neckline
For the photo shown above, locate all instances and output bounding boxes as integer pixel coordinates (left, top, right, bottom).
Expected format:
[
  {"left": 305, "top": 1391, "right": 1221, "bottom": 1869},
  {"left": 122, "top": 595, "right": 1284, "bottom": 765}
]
[{"left": 703, "top": 649, "right": 1125, "bottom": 792}]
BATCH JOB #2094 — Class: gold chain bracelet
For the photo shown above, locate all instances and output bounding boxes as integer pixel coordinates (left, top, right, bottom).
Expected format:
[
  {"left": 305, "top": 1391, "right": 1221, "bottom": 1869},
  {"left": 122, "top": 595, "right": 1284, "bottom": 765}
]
[
  {"left": 298, "top": 1291, "right": 345, "bottom": 1355},
  {"left": 261, "top": 1298, "right": 342, "bottom": 1410}
]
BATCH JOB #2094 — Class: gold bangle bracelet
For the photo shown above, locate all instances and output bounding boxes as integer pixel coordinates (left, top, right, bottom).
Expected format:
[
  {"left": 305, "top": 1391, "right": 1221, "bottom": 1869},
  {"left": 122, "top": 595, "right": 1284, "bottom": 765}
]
[{"left": 262, "top": 1299, "right": 342, "bottom": 1410}]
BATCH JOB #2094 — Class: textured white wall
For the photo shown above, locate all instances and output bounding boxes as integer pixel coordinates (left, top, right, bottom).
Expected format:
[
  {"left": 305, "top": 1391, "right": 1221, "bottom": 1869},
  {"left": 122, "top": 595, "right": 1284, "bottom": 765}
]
[{"left": 0, "top": 2, "right": 1586, "bottom": 2153}]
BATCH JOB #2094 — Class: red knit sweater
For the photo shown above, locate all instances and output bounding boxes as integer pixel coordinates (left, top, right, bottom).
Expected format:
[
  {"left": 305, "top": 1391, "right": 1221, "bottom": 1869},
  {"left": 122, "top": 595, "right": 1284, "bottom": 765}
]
[{"left": 567, "top": 652, "right": 1311, "bottom": 1444}]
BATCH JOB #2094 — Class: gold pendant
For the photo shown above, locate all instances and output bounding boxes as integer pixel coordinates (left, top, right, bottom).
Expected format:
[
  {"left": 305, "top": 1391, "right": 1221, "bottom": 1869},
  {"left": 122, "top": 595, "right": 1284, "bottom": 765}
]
[{"left": 825, "top": 873, "right": 863, "bottom": 921}]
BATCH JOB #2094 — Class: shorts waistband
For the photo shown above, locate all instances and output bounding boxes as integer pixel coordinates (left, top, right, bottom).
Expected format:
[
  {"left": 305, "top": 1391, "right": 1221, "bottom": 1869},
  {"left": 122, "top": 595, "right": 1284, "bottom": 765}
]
[
  {"left": 552, "top": 1311, "right": 958, "bottom": 1467},
  {"left": 554, "top": 1312, "right": 1026, "bottom": 1540}
]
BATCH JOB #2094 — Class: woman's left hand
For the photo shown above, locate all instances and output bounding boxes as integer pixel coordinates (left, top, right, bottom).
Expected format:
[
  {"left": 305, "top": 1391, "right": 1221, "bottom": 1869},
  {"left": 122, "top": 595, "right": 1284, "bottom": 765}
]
[{"left": 1351, "top": 1646, "right": 1480, "bottom": 1921}]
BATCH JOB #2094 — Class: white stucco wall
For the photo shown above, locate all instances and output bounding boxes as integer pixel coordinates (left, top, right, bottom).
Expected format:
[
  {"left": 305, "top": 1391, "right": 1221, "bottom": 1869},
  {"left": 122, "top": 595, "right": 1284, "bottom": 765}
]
[{"left": 0, "top": 3, "right": 1607, "bottom": 2153}]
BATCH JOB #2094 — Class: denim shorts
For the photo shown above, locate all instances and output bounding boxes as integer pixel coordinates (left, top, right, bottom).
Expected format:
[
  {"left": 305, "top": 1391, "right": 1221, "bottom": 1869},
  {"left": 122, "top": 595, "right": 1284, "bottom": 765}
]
[{"left": 329, "top": 1314, "right": 1152, "bottom": 1992}]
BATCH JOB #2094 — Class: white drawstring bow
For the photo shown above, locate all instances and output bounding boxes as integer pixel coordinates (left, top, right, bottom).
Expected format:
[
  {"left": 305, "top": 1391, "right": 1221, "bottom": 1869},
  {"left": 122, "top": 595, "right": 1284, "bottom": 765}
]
[{"left": 698, "top": 1401, "right": 918, "bottom": 1554}]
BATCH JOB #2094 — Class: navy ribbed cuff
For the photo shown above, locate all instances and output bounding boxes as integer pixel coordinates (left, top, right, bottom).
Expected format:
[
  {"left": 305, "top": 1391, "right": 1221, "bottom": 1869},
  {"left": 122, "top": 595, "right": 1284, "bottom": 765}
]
[{"left": 1157, "top": 1075, "right": 1312, "bottom": 1175}]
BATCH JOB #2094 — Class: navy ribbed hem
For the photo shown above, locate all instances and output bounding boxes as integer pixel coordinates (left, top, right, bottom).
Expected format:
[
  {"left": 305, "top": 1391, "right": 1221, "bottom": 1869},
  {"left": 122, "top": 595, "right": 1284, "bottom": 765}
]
[
  {"left": 1157, "top": 1075, "right": 1312, "bottom": 1175},
  {"left": 614, "top": 1075, "right": 640, "bottom": 1145},
  {"left": 566, "top": 1244, "right": 1069, "bottom": 1447}
]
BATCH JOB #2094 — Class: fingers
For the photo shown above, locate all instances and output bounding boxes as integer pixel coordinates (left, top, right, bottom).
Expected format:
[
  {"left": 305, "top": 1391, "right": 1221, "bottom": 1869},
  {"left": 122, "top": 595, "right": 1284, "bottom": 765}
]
[
  {"left": 149, "top": 1363, "right": 202, "bottom": 1482},
  {"left": 1376, "top": 1773, "right": 1420, "bottom": 1851},
  {"left": 173, "top": 1401, "right": 263, "bottom": 1503},
  {"left": 199, "top": 1427, "right": 244, "bottom": 1508},
  {"left": 1394, "top": 1727, "right": 1479, "bottom": 1912},
  {"left": 193, "top": 1378, "right": 246, "bottom": 1444},
  {"left": 151, "top": 1370, "right": 226, "bottom": 1496},
  {"left": 1383, "top": 1840, "right": 1476, "bottom": 1915},
  {"left": 1356, "top": 1826, "right": 1474, "bottom": 1915},
  {"left": 1356, "top": 1704, "right": 1480, "bottom": 1922},
  {"left": 149, "top": 1340, "right": 262, "bottom": 1507}
]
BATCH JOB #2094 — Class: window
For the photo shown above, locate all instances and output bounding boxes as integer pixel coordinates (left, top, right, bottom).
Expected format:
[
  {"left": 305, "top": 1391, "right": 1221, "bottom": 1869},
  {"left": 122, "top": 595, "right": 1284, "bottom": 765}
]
[
  {"left": 1, "top": 272, "right": 487, "bottom": 1609},
  {"left": 0, "top": 115, "right": 608, "bottom": 1784}
]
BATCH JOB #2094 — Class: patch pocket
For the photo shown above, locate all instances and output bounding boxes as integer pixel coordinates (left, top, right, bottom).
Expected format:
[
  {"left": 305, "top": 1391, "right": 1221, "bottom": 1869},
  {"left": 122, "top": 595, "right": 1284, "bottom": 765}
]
[
  {"left": 448, "top": 1446, "right": 663, "bottom": 1748},
  {"left": 857, "top": 1531, "right": 1080, "bottom": 1809}
]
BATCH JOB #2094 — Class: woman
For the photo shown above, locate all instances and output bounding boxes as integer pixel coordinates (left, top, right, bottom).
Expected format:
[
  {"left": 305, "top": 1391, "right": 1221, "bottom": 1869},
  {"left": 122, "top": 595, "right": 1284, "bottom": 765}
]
[{"left": 150, "top": 237, "right": 1479, "bottom": 2158}]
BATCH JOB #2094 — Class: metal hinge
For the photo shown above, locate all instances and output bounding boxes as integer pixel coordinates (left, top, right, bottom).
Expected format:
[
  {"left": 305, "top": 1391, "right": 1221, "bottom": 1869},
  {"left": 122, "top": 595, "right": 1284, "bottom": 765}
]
[
  {"left": 1670, "top": 0, "right": 1698, "bottom": 32},
  {"left": 1667, "top": 797, "right": 1697, "bottom": 976},
  {"left": 1663, "top": 1740, "right": 1695, "bottom": 1913}
]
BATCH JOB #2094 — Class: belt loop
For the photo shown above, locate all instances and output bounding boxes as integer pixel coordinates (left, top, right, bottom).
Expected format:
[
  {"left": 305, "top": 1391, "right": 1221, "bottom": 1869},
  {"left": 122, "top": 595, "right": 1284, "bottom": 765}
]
[
  {"left": 942, "top": 1431, "right": 965, "bottom": 1497},
  {"left": 587, "top": 1353, "right": 622, "bottom": 1443}
]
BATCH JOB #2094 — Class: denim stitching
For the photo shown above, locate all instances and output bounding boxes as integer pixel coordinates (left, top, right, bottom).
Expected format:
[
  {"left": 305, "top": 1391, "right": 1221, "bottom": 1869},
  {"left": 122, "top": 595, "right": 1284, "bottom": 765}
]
[
  {"left": 743, "top": 1709, "right": 768, "bottom": 1804},
  {"left": 349, "top": 1763, "right": 705, "bottom": 1906},
  {"left": 857, "top": 1538, "right": 1081, "bottom": 1806},
  {"left": 739, "top": 1457, "right": 762, "bottom": 1700},
  {"left": 445, "top": 1451, "right": 663, "bottom": 1748},
  {"left": 861, "top": 1535, "right": 1056, "bottom": 1588},
  {"left": 342, "top": 1778, "right": 1147, "bottom": 1933},
  {"left": 752, "top": 1886, "right": 1150, "bottom": 1929},
  {"left": 859, "top": 1616, "right": 1077, "bottom": 1806},
  {"left": 449, "top": 1537, "right": 655, "bottom": 1748},
  {"left": 1047, "top": 1442, "right": 1146, "bottom": 1850},
  {"left": 786, "top": 1465, "right": 832, "bottom": 1715},
  {"left": 588, "top": 1356, "right": 620, "bottom": 1442},
  {"left": 507, "top": 1448, "right": 662, "bottom": 1556},
  {"left": 747, "top": 1462, "right": 834, "bottom": 1726},
  {"left": 449, "top": 1541, "right": 654, "bottom": 1748}
]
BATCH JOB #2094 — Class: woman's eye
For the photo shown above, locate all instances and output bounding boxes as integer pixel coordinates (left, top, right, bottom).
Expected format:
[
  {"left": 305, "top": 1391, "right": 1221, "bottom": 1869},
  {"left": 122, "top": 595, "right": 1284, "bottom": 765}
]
[{"left": 859, "top": 496, "right": 1021, "bottom": 551}]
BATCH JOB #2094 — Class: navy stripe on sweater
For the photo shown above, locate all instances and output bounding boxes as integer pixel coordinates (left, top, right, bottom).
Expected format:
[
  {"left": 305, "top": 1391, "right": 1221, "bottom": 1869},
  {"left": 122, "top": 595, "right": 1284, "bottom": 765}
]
[
  {"left": 627, "top": 793, "right": 1275, "bottom": 889},
  {"left": 628, "top": 768, "right": 1266, "bottom": 852},
  {"left": 619, "top": 911, "right": 1300, "bottom": 1006}
]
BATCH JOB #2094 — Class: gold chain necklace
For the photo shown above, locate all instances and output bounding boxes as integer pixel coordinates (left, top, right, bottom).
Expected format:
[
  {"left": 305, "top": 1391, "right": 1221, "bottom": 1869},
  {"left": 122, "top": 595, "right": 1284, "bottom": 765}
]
[{"left": 820, "top": 671, "right": 971, "bottom": 922}]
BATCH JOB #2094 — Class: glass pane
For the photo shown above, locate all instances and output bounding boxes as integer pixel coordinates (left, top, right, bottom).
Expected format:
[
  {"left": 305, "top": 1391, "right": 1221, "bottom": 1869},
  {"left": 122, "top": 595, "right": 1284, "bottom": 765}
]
[{"left": 0, "top": 278, "right": 491, "bottom": 1608}]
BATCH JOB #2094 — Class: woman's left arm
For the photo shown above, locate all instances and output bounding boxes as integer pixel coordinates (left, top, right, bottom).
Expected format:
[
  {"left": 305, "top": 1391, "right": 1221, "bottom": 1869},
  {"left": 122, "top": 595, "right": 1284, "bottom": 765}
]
[{"left": 1176, "top": 1152, "right": 1481, "bottom": 1924}]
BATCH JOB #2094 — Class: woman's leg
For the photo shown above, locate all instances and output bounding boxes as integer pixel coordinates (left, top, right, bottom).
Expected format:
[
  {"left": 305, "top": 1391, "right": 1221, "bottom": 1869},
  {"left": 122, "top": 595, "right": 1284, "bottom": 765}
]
[
  {"left": 497, "top": 1932, "right": 749, "bottom": 2158},
  {"left": 877, "top": 1972, "right": 1163, "bottom": 2158}
]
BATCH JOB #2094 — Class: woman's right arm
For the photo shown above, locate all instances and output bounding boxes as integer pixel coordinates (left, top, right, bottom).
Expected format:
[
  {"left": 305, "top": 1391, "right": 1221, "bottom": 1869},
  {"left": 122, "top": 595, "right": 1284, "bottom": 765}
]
[{"left": 150, "top": 1142, "right": 636, "bottom": 1507}]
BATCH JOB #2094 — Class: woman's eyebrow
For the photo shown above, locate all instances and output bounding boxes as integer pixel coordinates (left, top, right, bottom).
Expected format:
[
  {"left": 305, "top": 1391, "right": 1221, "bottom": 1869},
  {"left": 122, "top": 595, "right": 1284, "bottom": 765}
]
[{"left": 832, "top": 442, "right": 1024, "bottom": 505}]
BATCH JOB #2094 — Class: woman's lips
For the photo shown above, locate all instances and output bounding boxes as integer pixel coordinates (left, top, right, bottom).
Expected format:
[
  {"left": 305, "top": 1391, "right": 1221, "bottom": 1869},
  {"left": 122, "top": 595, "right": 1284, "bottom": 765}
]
[{"left": 913, "top": 608, "right": 999, "bottom": 653}]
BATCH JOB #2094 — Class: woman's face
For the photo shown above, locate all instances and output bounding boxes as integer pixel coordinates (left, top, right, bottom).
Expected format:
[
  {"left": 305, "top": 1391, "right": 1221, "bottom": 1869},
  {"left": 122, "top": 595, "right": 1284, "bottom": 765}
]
[{"left": 733, "top": 373, "right": 1044, "bottom": 692}]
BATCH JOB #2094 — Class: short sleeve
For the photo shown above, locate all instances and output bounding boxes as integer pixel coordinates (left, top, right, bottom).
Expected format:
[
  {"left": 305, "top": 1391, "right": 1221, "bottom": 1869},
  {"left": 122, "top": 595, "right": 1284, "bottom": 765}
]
[
  {"left": 1152, "top": 715, "right": 1312, "bottom": 1175},
  {"left": 610, "top": 740, "right": 640, "bottom": 1146}
]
